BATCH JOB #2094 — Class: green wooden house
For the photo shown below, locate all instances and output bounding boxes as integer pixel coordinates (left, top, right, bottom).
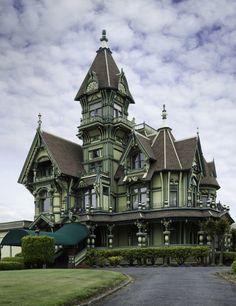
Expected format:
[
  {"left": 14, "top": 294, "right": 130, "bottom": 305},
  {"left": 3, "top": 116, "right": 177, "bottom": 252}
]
[{"left": 1, "top": 31, "right": 233, "bottom": 258}]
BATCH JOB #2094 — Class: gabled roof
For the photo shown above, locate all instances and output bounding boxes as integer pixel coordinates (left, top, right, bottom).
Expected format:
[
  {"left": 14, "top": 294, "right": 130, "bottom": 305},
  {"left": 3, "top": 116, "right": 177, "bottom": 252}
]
[
  {"left": 18, "top": 130, "right": 84, "bottom": 183},
  {"left": 114, "top": 126, "right": 210, "bottom": 183},
  {"left": 41, "top": 131, "right": 84, "bottom": 177},
  {"left": 151, "top": 128, "right": 184, "bottom": 171},
  {"left": 74, "top": 32, "right": 134, "bottom": 103},
  {"left": 200, "top": 159, "right": 220, "bottom": 189},
  {"left": 135, "top": 132, "right": 156, "bottom": 160}
]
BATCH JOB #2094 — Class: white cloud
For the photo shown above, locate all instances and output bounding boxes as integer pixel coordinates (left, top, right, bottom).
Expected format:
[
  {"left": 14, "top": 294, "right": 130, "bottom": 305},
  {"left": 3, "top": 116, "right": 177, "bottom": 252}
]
[{"left": 0, "top": 0, "right": 236, "bottom": 222}]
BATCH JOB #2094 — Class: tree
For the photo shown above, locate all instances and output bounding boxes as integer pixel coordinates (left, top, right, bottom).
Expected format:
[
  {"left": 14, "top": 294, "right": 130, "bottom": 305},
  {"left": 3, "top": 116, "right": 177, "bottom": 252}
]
[
  {"left": 215, "top": 219, "right": 230, "bottom": 266},
  {"left": 231, "top": 229, "right": 236, "bottom": 251},
  {"left": 22, "top": 236, "right": 55, "bottom": 268},
  {"left": 204, "top": 218, "right": 230, "bottom": 265},
  {"left": 204, "top": 219, "right": 217, "bottom": 265}
]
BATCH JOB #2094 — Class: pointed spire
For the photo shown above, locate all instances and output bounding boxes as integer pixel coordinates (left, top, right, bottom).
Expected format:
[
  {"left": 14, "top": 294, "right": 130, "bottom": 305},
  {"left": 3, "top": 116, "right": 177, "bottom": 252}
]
[
  {"left": 197, "top": 127, "right": 199, "bottom": 138},
  {"left": 100, "top": 29, "right": 108, "bottom": 49},
  {"left": 161, "top": 104, "right": 168, "bottom": 127},
  {"left": 37, "top": 113, "right": 42, "bottom": 130}
]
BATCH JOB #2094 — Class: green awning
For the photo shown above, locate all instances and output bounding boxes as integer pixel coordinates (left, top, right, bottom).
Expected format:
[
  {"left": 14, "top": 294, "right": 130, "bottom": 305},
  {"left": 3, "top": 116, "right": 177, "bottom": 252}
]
[{"left": 1, "top": 223, "right": 89, "bottom": 246}]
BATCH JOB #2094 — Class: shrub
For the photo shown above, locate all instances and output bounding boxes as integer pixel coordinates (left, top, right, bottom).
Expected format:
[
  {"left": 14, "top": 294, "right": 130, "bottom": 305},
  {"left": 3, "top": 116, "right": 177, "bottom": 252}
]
[
  {"left": 0, "top": 261, "right": 23, "bottom": 270},
  {"left": 85, "top": 249, "right": 98, "bottom": 266},
  {"left": 223, "top": 252, "right": 236, "bottom": 265},
  {"left": 22, "top": 236, "right": 55, "bottom": 268},
  {"left": 169, "top": 247, "right": 192, "bottom": 265},
  {"left": 231, "top": 260, "right": 236, "bottom": 274},
  {"left": 107, "top": 256, "right": 123, "bottom": 266},
  {"left": 1, "top": 257, "right": 24, "bottom": 264},
  {"left": 191, "top": 246, "right": 210, "bottom": 264}
]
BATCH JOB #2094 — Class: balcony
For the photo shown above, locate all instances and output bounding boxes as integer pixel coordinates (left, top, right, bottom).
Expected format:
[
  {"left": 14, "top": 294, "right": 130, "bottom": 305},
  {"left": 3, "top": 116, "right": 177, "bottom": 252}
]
[{"left": 80, "top": 116, "right": 104, "bottom": 127}]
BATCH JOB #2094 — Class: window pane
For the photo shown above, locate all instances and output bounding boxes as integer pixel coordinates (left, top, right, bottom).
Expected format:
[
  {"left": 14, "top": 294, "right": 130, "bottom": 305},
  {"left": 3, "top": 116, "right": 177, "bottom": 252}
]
[
  {"left": 91, "top": 192, "right": 97, "bottom": 208},
  {"left": 43, "top": 197, "right": 51, "bottom": 212},
  {"left": 90, "top": 102, "right": 102, "bottom": 110},
  {"left": 202, "top": 195, "right": 208, "bottom": 206},
  {"left": 132, "top": 194, "right": 139, "bottom": 209},
  {"left": 170, "top": 191, "right": 177, "bottom": 207},
  {"left": 140, "top": 192, "right": 147, "bottom": 204}
]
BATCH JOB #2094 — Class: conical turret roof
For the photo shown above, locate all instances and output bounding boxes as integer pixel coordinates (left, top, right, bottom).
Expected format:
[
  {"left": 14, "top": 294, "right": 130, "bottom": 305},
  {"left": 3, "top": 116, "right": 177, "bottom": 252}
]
[{"left": 74, "top": 30, "right": 134, "bottom": 103}]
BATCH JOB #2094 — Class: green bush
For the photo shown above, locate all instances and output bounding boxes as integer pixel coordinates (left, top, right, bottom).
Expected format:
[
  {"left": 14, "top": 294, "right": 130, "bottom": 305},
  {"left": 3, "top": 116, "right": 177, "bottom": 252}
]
[
  {"left": 86, "top": 246, "right": 210, "bottom": 266},
  {"left": 191, "top": 246, "right": 210, "bottom": 264},
  {"left": 1, "top": 257, "right": 24, "bottom": 264},
  {"left": 231, "top": 260, "right": 236, "bottom": 274},
  {"left": 169, "top": 247, "right": 192, "bottom": 265},
  {"left": 107, "top": 256, "right": 123, "bottom": 266},
  {"left": 22, "top": 236, "right": 55, "bottom": 268},
  {"left": 223, "top": 252, "right": 236, "bottom": 265},
  {"left": 215, "top": 251, "right": 236, "bottom": 265},
  {"left": 0, "top": 261, "right": 23, "bottom": 270}
]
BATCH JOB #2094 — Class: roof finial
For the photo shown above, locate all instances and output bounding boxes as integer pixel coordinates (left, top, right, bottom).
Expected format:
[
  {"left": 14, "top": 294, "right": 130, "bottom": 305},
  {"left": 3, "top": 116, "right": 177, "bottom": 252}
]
[
  {"left": 100, "top": 29, "right": 108, "bottom": 48},
  {"left": 162, "top": 104, "right": 167, "bottom": 120},
  {"left": 197, "top": 127, "right": 199, "bottom": 137},
  {"left": 37, "top": 113, "right": 42, "bottom": 130},
  {"left": 161, "top": 104, "right": 168, "bottom": 128}
]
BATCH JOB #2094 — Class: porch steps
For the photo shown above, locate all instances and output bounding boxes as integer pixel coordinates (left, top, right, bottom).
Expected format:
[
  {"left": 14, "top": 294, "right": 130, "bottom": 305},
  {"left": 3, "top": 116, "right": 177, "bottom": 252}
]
[{"left": 68, "top": 248, "right": 88, "bottom": 267}]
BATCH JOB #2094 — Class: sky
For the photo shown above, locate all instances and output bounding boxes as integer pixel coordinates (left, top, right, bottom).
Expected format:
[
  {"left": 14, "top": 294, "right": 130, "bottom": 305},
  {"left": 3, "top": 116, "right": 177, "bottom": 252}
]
[{"left": 0, "top": 0, "right": 236, "bottom": 222}]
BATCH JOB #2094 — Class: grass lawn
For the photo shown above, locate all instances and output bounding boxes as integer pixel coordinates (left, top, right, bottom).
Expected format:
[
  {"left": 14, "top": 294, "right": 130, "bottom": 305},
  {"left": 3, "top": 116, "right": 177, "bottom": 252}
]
[{"left": 0, "top": 268, "right": 127, "bottom": 306}]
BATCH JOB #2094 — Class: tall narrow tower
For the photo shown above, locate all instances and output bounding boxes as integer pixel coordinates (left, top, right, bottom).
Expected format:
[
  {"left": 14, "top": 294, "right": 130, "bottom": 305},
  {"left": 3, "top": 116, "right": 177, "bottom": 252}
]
[{"left": 74, "top": 30, "right": 135, "bottom": 210}]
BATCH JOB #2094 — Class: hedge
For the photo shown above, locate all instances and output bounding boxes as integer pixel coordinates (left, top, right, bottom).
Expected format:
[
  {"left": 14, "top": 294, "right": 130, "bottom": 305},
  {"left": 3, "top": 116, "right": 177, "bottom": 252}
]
[
  {"left": 22, "top": 236, "right": 55, "bottom": 268},
  {"left": 1, "top": 257, "right": 24, "bottom": 264},
  {"left": 0, "top": 261, "right": 24, "bottom": 270},
  {"left": 86, "top": 246, "right": 210, "bottom": 266}
]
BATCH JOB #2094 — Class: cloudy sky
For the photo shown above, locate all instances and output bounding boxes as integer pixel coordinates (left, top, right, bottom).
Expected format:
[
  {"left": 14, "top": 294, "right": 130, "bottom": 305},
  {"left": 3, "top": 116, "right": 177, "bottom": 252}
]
[{"left": 0, "top": 0, "right": 236, "bottom": 222}]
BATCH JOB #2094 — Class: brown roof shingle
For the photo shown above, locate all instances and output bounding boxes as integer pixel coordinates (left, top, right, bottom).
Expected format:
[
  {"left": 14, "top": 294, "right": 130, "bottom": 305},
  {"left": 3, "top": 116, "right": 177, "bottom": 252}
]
[
  {"left": 74, "top": 48, "right": 134, "bottom": 102},
  {"left": 41, "top": 131, "right": 84, "bottom": 177}
]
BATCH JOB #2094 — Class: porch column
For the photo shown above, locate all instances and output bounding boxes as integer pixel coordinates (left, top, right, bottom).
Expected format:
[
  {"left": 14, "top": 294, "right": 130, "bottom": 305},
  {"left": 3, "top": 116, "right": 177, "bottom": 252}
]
[
  {"left": 161, "top": 219, "right": 172, "bottom": 246},
  {"left": 198, "top": 231, "right": 204, "bottom": 245},
  {"left": 107, "top": 224, "right": 115, "bottom": 248},
  {"left": 86, "top": 224, "right": 96, "bottom": 249},
  {"left": 135, "top": 220, "right": 147, "bottom": 247}
]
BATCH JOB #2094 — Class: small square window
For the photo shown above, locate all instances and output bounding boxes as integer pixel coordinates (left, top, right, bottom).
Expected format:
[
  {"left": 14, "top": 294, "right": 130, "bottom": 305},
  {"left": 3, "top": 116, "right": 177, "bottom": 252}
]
[
  {"left": 89, "top": 149, "right": 101, "bottom": 159},
  {"left": 103, "top": 187, "right": 109, "bottom": 196}
]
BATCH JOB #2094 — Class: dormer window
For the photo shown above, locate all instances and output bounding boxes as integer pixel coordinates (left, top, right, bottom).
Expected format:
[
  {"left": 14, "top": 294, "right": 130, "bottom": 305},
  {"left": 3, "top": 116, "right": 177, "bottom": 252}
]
[
  {"left": 37, "top": 160, "right": 52, "bottom": 178},
  {"left": 90, "top": 102, "right": 102, "bottom": 117},
  {"left": 131, "top": 152, "right": 144, "bottom": 169}
]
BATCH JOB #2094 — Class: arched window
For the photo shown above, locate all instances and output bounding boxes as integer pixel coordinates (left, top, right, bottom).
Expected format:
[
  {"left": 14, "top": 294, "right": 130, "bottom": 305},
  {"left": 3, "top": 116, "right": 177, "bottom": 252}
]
[
  {"left": 131, "top": 152, "right": 144, "bottom": 170},
  {"left": 38, "top": 190, "right": 50, "bottom": 213}
]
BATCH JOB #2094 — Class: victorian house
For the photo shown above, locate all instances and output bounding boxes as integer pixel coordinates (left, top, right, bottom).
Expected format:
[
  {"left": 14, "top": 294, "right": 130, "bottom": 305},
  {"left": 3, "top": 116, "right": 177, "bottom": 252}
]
[{"left": 1, "top": 31, "right": 233, "bottom": 256}]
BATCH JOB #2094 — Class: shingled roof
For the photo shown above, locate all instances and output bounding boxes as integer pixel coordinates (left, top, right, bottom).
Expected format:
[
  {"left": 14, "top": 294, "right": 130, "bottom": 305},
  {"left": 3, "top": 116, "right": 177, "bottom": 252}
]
[
  {"left": 114, "top": 126, "right": 209, "bottom": 183},
  {"left": 200, "top": 159, "right": 220, "bottom": 189},
  {"left": 150, "top": 128, "right": 184, "bottom": 171},
  {"left": 74, "top": 31, "right": 134, "bottom": 103},
  {"left": 41, "top": 131, "right": 84, "bottom": 177}
]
